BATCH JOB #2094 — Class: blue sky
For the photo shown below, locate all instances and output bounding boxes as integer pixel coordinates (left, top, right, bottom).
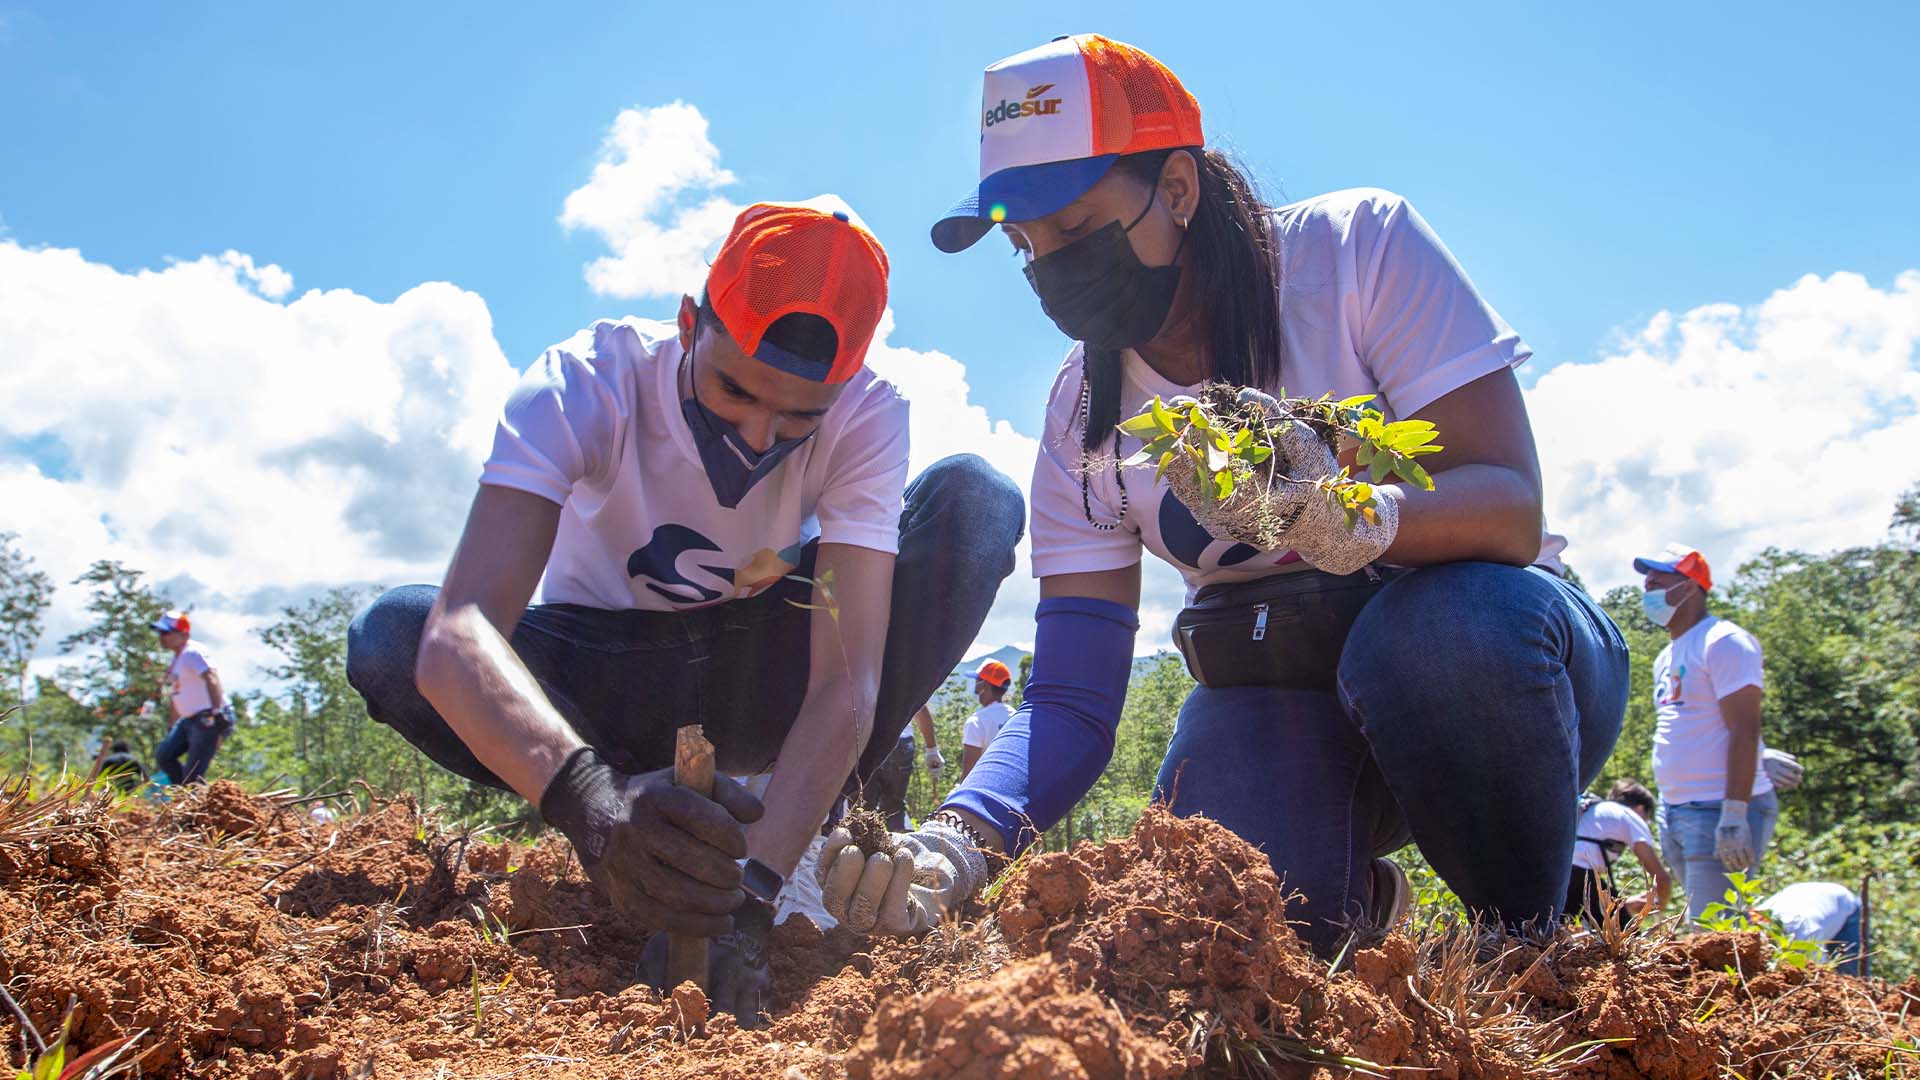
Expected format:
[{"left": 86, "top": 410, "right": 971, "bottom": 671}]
[
  {"left": 5, "top": 1, "right": 1915, "bottom": 424},
  {"left": 3, "top": 2, "right": 1918, "bottom": 673}
]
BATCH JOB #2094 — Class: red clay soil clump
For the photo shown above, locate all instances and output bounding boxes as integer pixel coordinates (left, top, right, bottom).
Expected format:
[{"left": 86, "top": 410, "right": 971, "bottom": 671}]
[{"left": 2, "top": 780, "right": 1915, "bottom": 1079}]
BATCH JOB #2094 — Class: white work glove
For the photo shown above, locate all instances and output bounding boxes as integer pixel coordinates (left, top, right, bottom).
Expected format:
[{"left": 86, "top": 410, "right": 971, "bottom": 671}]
[
  {"left": 1233, "top": 388, "right": 1398, "bottom": 576},
  {"left": 814, "top": 819, "right": 987, "bottom": 936},
  {"left": 1715, "top": 799, "right": 1756, "bottom": 872},
  {"left": 923, "top": 746, "right": 946, "bottom": 784},
  {"left": 1761, "top": 748, "right": 1804, "bottom": 791}
]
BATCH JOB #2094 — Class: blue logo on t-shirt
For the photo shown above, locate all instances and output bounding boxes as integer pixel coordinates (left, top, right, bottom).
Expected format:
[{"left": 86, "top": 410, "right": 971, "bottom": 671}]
[
  {"left": 627, "top": 524, "right": 735, "bottom": 604},
  {"left": 1157, "top": 491, "right": 1261, "bottom": 570}
]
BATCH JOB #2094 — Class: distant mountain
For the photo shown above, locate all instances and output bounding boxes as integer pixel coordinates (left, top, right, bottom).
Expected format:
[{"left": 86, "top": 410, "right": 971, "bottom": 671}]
[{"left": 954, "top": 645, "right": 1028, "bottom": 679}]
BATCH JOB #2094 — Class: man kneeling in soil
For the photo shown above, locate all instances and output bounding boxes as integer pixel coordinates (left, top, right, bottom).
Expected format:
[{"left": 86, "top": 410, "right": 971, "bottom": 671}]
[{"left": 346, "top": 197, "right": 1023, "bottom": 1020}]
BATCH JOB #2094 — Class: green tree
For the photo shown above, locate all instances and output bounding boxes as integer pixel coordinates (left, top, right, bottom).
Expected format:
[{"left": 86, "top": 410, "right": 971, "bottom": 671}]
[
  {"left": 0, "top": 532, "right": 55, "bottom": 754},
  {"left": 52, "top": 561, "right": 173, "bottom": 760}
]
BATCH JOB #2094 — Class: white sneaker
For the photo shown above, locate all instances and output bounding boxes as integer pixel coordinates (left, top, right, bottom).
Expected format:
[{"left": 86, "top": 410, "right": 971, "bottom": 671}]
[{"left": 1369, "top": 857, "right": 1411, "bottom": 931}]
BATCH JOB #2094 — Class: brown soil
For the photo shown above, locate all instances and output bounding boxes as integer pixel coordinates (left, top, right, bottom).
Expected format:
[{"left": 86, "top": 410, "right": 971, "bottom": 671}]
[
  {"left": 844, "top": 805, "right": 895, "bottom": 858},
  {"left": 3, "top": 783, "right": 1914, "bottom": 1079}
]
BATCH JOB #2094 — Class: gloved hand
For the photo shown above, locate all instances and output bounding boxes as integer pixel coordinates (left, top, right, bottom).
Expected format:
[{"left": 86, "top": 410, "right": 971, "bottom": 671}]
[
  {"left": 1714, "top": 799, "right": 1755, "bottom": 872},
  {"left": 641, "top": 896, "right": 773, "bottom": 1027},
  {"left": 1231, "top": 387, "right": 1398, "bottom": 576},
  {"left": 814, "top": 818, "right": 988, "bottom": 936},
  {"left": 923, "top": 746, "right": 946, "bottom": 784},
  {"left": 1761, "top": 748, "right": 1804, "bottom": 791},
  {"left": 539, "top": 747, "right": 764, "bottom": 936}
]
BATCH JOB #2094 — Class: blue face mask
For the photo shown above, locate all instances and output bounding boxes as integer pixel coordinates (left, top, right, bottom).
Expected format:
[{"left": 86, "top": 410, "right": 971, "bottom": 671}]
[
  {"left": 1641, "top": 585, "right": 1681, "bottom": 627},
  {"left": 680, "top": 338, "right": 812, "bottom": 509}
]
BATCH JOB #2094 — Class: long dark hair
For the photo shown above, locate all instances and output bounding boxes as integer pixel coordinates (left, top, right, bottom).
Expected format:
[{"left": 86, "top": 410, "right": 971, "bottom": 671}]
[{"left": 1081, "top": 147, "right": 1282, "bottom": 452}]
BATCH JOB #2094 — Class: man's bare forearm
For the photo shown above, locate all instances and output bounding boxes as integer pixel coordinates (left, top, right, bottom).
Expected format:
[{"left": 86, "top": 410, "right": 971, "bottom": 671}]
[
  {"left": 416, "top": 602, "right": 583, "bottom": 804},
  {"left": 747, "top": 669, "right": 870, "bottom": 878}
]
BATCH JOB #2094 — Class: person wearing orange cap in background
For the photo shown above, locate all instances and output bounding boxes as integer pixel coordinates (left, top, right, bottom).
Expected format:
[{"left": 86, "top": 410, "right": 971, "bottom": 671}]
[
  {"left": 150, "top": 610, "right": 233, "bottom": 785},
  {"left": 958, "top": 660, "right": 1013, "bottom": 781},
  {"left": 1635, "top": 543, "right": 1778, "bottom": 922},
  {"left": 345, "top": 196, "right": 1024, "bottom": 1023},
  {"left": 823, "top": 34, "right": 1630, "bottom": 957}
]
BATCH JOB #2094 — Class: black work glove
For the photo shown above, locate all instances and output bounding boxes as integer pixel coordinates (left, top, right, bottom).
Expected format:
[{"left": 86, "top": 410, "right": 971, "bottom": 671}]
[
  {"left": 641, "top": 896, "right": 774, "bottom": 1027},
  {"left": 538, "top": 747, "right": 764, "bottom": 937}
]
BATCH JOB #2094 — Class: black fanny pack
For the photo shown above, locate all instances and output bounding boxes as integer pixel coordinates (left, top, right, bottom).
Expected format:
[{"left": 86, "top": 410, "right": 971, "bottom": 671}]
[{"left": 1172, "top": 566, "right": 1401, "bottom": 690}]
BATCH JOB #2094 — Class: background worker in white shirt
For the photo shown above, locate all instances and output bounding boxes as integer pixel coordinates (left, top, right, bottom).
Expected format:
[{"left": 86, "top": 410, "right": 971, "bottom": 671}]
[
  {"left": 1635, "top": 543, "right": 1778, "bottom": 921},
  {"left": 1754, "top": 881, "right": 1866, "bottom": 976},
  {"left": 150, "top": 610, "right": 232, "bottom": 784},
  {"left": 1566, "top": 779, "right": 1672, "bottom": 926},
  {"left": 346, "top": 197, "right": 1023, "bottom": 1021},
  {"left": 958, "top": 660, "right": 1014, "bottom": 781}
]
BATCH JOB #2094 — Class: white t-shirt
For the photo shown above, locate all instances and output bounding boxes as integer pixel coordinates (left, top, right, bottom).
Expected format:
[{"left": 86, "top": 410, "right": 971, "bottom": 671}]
[
  {"left": 1572, "top": 799, "right": 1656, "bottom": 873},
  {"left": 1028, "top": 188, "right": 1564, "bottom": 595},
  {"left": 1651, "top": 616, "right": 1772, "bottom": 804},
  {"left": 1758, "top": 882, "right": 1859, "bottom": 945},
  {"left": 165, "top": 644, "right": 217, "bottom": 717},
  {"left": 481, "top": 318, "right": 910, "bottom": 611},
  {"left": 963, "top": 700, "right": 1013, "bottom": 750}
]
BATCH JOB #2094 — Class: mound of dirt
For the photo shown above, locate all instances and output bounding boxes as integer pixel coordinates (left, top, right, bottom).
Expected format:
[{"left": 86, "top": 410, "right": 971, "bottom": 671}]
[
  {"left": 1, "top": 782, "right": 1913, "bottom": 1080},
  {"left": 995, "top": 805, "right": 1321, "bottom": 1049}
]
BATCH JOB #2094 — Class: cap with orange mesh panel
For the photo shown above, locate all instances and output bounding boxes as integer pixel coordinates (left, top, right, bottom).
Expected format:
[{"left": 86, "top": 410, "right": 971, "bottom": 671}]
[
  {"left": 1633, "top": 543, "right": 1713, "bottom": 592},
  {"left": 150, "top": 610, "right": 191, "bottom": 635},
  {"left": 706, "top": 194, "right": 890, "bottom": 385},
  {"left": 931, "top": 34, "right": 1204, "bottom": 253},
  {"left": 974, "top": 660, "right": 1013, "bottom": 690}
]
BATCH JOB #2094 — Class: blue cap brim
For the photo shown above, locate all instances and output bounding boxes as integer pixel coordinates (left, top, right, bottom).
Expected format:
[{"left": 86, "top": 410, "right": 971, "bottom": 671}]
[
  {"left": 930, "top": 155, "right": 1120, "bottom": 253},
  {"left": 1632, "top": 558, "right": 1680, "bottom": 575},
  {"left": 753, "top": 336, "right": 835, "bottom": 383}
]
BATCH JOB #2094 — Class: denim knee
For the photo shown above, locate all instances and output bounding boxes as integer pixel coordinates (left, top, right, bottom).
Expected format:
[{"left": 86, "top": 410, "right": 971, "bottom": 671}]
[
  {"left": 346, "top": 585, "right": 437, "bottom": 703},
  {"left": 910, "top": 454, "right": 1026, "bottom": 550}
]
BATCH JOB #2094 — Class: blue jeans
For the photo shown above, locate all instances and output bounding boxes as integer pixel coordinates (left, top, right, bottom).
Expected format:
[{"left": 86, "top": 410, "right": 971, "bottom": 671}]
[
  {"left": 1658, "top": 791, "right": 1779, "bottom": 921},
  {"left": 1830, "top": 908, "right": 1865, "bottom": 977},
  {"left": 154, "top": 712, "right": 225, "bottom": 784},
  {"left": 346, "top": 454, "right": 1023, "bottom": 791},
  {"left": 1155, "top": 563, "right": 1629, "bottom": 954}
]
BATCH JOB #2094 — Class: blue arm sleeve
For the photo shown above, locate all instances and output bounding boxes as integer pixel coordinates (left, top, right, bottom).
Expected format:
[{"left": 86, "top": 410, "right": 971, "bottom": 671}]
[{"left": 940, "top": 596, "right": 1138, "bottom": 853}]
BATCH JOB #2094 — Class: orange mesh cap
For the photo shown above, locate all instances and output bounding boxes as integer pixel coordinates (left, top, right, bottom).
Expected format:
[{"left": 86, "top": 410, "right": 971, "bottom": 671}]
[
  {"left": 975, "top": 660, "right": 1013, "bottom": 689},
  {"left": 932, "top": 34, "right": 1205, "bottom": 252},
  {"left": 150, "top": 610, "right": 191, "bottom": 635},
  {"left": 706, "top": 194, "right": 890, "bottom": 384}
]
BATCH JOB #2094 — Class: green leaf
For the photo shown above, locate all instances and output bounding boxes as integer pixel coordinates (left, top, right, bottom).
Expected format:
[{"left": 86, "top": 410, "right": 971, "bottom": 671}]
[
  {"left": 1397, "top": 458, "right": 1434, "bottom": 491},
  {"left": 1244, "top": 445, "right": 1273, "bottom": 464},
  {"left": 1186, "top": 406, "right": 1211, "bottom": 432},
  {"left": 1149, "top": 395, "right": 1174, "bottom": 430},
  {"left": 1211, "top": 469, "right": 1234, "bottom": 501},
  {"left": 1368, "top": 455, "right": 1391, "bottom": 484},
  {"left": 1338, "top": 394, "right": 1378, "bottom": 409},
  {"left": 1116, "top": 413, "right": 1163, "bottom": 439},
  {"left": 1230, "top": 427, "right": 1254, "bottom": 450}
]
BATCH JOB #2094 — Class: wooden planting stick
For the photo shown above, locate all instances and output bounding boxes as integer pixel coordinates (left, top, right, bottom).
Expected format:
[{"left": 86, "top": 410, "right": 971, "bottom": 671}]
[{"left": 668, "top": 724, "right": 716, "bottom": 992}]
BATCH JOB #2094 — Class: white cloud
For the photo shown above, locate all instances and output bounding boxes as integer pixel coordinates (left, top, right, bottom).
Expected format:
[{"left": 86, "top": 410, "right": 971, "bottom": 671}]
[
  {"left": 0, "top": 241, "right": 519, "bottom": 689},
  {"left": 1529, "top": 269, "right": 1920, "bottom": 594},
  {"left": 559, "top": 101, "right": 742, "bottom": 300}
]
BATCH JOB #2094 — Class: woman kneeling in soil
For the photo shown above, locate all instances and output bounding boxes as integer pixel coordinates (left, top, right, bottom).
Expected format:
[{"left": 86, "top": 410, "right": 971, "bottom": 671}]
[{"left": 825, "top": 34, "right": 1630, "bottom": 955}]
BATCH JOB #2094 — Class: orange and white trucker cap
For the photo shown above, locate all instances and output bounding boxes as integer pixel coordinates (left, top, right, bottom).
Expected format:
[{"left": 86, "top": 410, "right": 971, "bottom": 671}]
[
  {"left": 974, "top": 659, "right": 1014, "bottom": 690},
  {"left": 1633, "top": 543, "right": 1713, "bottom": 592},
  {"left": 707, "top": 194, "right": 891, "bottom": 385},
  {"left": 150, "top": 610, "right": 191, "bottom": 635},
  {"left": 931, "top": 34, "right": 1204, "bottom": 253}
]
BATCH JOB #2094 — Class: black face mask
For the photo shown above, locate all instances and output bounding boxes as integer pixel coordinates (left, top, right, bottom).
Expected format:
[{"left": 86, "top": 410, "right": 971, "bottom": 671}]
[
  {"left": 1022, "top": 192, "right": 1185, "bottom": 350},
  {"left": 680, "top": 338, "right": 813, "bottom": 509}
]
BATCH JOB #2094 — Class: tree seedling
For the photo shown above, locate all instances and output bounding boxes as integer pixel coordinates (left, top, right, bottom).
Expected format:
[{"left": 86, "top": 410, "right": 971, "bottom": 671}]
[{"left": 1116, "top": 385, "right": 1442, "bottom": 546}]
